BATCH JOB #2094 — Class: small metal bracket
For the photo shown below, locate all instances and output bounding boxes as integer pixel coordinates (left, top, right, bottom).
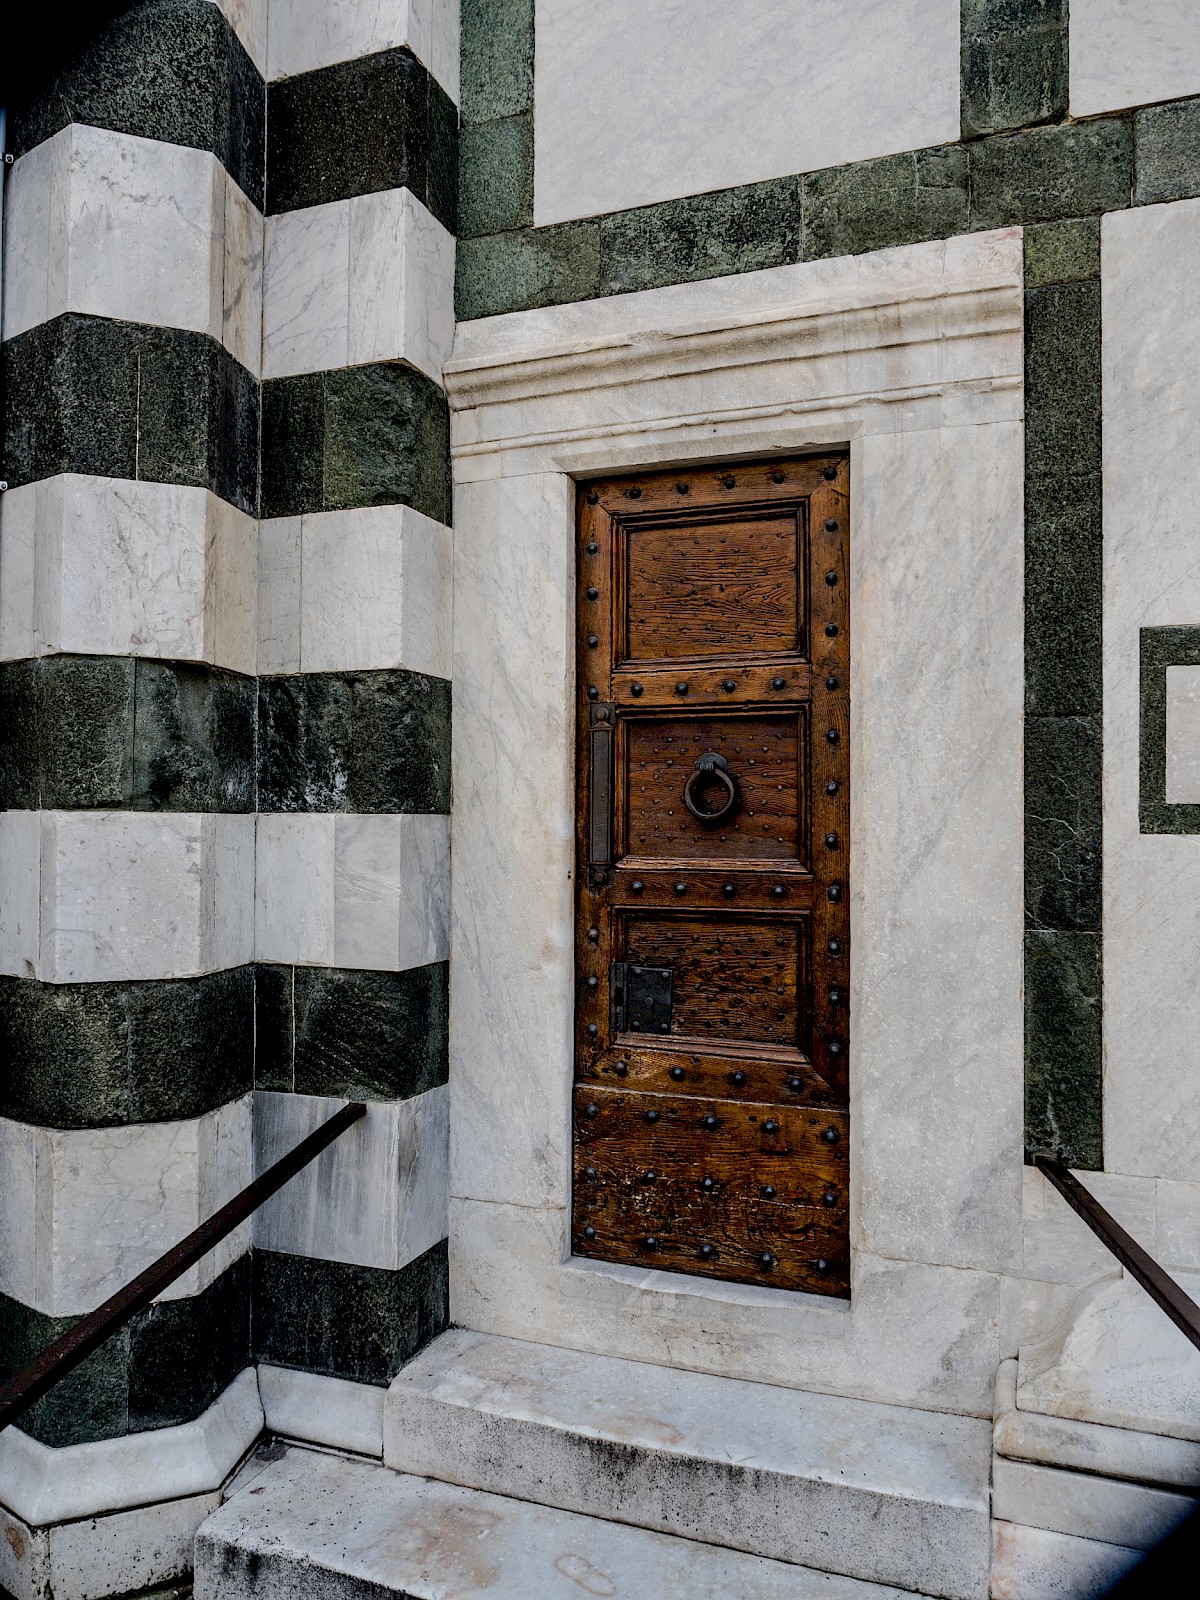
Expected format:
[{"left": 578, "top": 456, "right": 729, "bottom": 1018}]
[{"left": 611, "top": 962, "right": 673, "bottom": 1034}]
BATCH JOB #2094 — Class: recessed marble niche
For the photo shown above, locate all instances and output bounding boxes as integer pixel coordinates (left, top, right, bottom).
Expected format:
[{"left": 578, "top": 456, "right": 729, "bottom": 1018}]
[{"left": 445, "top": 230, "right": 1025, "bottom": 1415}]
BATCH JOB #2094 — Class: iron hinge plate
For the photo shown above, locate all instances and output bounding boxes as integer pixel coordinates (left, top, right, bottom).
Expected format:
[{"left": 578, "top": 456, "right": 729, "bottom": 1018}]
[{"left": 610, "top": 962, "right": 673, "bottom": 1035}]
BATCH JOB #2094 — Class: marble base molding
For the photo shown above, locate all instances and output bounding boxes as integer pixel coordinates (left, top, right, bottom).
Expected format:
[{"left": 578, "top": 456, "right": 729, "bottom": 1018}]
[{"left": 445, "top": 230, "right": 1026, "bottom": 1412}]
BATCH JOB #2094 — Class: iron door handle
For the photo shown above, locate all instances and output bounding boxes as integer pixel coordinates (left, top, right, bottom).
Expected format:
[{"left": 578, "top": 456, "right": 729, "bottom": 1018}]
[
  {"left": 589, "top": 704, "right": 614, "bottom": 872},
  {"left": 683, "top": 751, "right": 740, "bottom": 825}
]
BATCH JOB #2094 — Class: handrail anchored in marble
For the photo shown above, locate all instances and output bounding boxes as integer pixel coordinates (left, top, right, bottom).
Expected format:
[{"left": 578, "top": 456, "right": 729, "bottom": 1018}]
[{"left": 0, "top": 1101, "right": 368, "bottom": 1435}]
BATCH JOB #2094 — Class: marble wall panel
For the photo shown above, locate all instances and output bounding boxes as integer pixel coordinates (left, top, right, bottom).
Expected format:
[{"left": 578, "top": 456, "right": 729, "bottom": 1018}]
[
  {"left": 1165, "top": 664, "right": 1200, "bottom": 802},
  {"left": 0, "top": 477, "right": 257, "bottom": 674},
  {"left": 2, "top": 125, "right": 263, "bottom": 373},
  {"left": 252, "top": 1087, "right": 449, "bottom": 1271},
  {"left": 1071, "top": 0, "right": 1200, "bottom": 117},
  {"left": 263, "top": 190, "right": 453, "bottom": 384},
  {"left": 1102, "top": 200, "right": 1200, "bottom": 1182},
  {"left": 533, "top": 0, "right": 959, "bottom": 226},
  {"left": 266, "top": 0, "right": 459, "bottom": 100},
  {"left": 254, "top": 813, "right": 337, "bottom": 965},
  {"left": 213, "top": 0, "right": 270, "bottom": 74},
  {"left": 0, "top": 1096, "right": 252, "bottom": 1317},
  {"left": 258, "top": 504, "right": 451, "bottom": 677},
  {"left": 0, "top": 812, "right": 41, "bottom": 978},
  {"left": 1020, "top": 1167, "right": 1156, "bottom": 1286}
]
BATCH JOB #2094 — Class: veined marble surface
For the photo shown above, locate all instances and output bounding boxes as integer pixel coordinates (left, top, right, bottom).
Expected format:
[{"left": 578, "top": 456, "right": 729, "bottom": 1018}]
[
  {"left": 0, "top": 811, "right": 255, "bottom": 983},
  {"left": 1102, "top": 200, "right": 1200, "bottom": 1181},
  {"left": 0, "top": 476, "right": 257, "bottom": 674},
  {"left": 265, "top": 0, "right": 459, "bottom": 99},
  {"left": 252, "top": 1087, "right": 448, "bottom": 1272},
  {"left": 1071, "top": 0, "right": 1200, "bottom": 117},
  {"left": 258, "top": 1364, "right": 384, "bottom": 1457},
  {"left": 0, "top": 1096, "right": 251, "bottom": 1317},
  {"left": 533, "top": 0, "right": 959, "bottom": 225},
  {"left": 263, "top": 190, "right": 453, "bottom": 384},
  {"left": 1166, "top": 664, "right": 1200, "bottom": 803},
  {"left": 258, "top": 504, "right": 451, "bottom": 677},
  {"left": 254, "top": 813, "right": 450, "bottom": 970},
  {"left": 211, "top": 0, "right": 269, "bottom": 73},
  {"left": 2, "top": 125, "right": 263, "bottom": 374}
]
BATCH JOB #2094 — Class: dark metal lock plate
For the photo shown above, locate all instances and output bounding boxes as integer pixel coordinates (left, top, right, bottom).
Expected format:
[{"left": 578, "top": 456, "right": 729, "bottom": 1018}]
[{"left": 610, "top": 962, "right": 673, "bottom": 1034}]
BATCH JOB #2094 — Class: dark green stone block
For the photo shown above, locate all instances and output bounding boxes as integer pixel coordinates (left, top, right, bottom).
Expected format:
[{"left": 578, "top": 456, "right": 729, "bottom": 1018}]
[
  {"left": 970, "top": 118, "right": 1133, "bottom": 227},
  {"left": 960, "top": 0, "right": 1068, "bottom": 139},
  {"left": 0, "top": 660, "right": 41, "bottom": 809},
  {"left": 1024, "top": 282, "right": 1101, "bottom": 485},
  {"left": 456, "top": 223, "right": 602, "bottom": 320},
  {"left": 1024, "top": 472, "right": 1103, "bottom": 718},
  {"left": 0, "top": 656, "right": 135, "bottom": 810},
  {"left": 7, "top": 0, "right": 265, "bottom": 208},
  {"left": 257, "top": 669, "right": 451, "bottom": 814},
  {"left": 461, "top": 0, "right": 534, "bottom": 125},
  {"left": 803, "top": 147, "right": 968, "bottom": 261},
  {"left": 1023, "top": 218, "right": 1101, "bottom": 287},
  {"left": 132, "top": 661, "right": 255, "bottom": 812},
  {"left": 128, "top": 1255, "right": 251, "bottom": 1430},
  {"left": 1135, "top": 98, "right": 1200, "bottom": 205},
  {"left": 0, "top": 1294, "right": 130, "bottom": 1446},
  {"left": 266, "top": 48, "right": 457, "bottom": 232},
  {"left": 252, "top": 1241, "right": 449, "bottom": 1385},
  {"left": 459, "top": 115, "right": 534, "bottom": 237},
  {"left": 323, "top": 364, "right": 452, "bottom": 526},
  {"left": 261, "top": 372, "right": 326, "bottom": 520},
  {"left": 0, "top": 968, "right": 254, "bottom": 1127},
  {"left": 1025, "top": 715, "right": 1102, "bottom": 932},
  {"left": 600, "top": 178, "right": 800, "bottom": 296},
  {"left": 135, "top": 327, "right": 260, "bottom": 515},
  {"left": 253, "top": 962, "right": 451, "bottom": 1101},
  {"left": 1025, "top": 929, "right": 1103, "bottom": 1168}
]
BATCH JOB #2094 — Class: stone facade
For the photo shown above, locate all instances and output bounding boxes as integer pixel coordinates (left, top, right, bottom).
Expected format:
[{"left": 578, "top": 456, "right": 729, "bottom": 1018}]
[{"left": 1, "top": 2, "right": 1199, "bottom": 1598}]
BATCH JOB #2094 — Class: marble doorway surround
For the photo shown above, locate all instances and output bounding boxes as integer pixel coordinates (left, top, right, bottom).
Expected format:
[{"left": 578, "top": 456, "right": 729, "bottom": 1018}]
[{"left": 445, "top": 230, "right": 1025, "bottom": 1418}]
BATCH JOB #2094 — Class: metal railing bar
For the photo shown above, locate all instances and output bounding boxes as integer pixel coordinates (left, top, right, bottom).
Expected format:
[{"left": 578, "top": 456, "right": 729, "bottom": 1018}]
[
  {"left": 0, "top": 1100, "right": 367, "bottom": 1436},
  {"left": 1033, "top": 1152, "right": 1200, "bottom": 1356}
]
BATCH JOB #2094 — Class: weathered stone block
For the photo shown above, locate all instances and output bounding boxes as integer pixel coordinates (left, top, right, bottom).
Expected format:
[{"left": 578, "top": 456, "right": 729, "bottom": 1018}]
[
  {"left": 460, "top": 0, "right": 534, "bottom": 126},
  {"left": 804, "top": 147, "right": 968, "bottom": 261},
  {"left": 1023, "top": 217, "right": 1100, "bottom": 287},
  {"left": 1024, "top": 929, "right": 1103, "bottom": 1167},
  {"left": 458, "top": 114, "right": 533, "bottom": 237},
  {"left": 960, "top": 0, "right": 1068, "bottom": 138},
  {"left": 1135, "top": 98, "right": 1200, "bottom": 206},
  {"left": 455, "top": 223, "right": 601, "bottom": 320},
  {"left": 970, "top": 118, "right": 1132, "bottom": 226},
  {"left": 1025, "top": 715, "right": 1102, "bottom": 932}
]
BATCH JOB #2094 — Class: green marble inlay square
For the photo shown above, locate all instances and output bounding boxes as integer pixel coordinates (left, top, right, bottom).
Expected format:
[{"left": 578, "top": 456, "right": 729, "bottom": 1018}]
[{"left": 1140, "top": 626, "right": 1200, "bottom": 834}]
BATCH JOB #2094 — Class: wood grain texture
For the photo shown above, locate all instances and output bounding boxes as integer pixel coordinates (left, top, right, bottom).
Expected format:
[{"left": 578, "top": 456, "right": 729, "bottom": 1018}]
[{"left": 574, "top": 455, "right": 850, "bottom": 1295}]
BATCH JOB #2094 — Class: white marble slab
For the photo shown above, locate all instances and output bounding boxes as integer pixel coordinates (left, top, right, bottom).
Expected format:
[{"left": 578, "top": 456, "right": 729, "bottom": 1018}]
[
  {"left": 0, "top": 1097, "right": 252, "bottom": 1317},
  {"left": 1166, "top": 664, "right": 1200, "bottom": 802},
  {"left": 989, "top": 1520, "right": 1143, "bottom": 1600},
  {"left": 1021, "top": 1167, "right": 1156, "bottom": 1286},
  {"left": 257, "top": 1364, "right": 384, "bottom": 1457},
  {"left": 1102, "top": 199, "right": 1200, "bottom": 1182},
  {"left": 212, "top": 0, "right": 269, "bottom": 73},
  {"left": 2, "top": 125, "right": 261, "bottom": 372},
  {"left": 1071, "top": 0, "right": 1200, "bottom": 117},
  {"left": 0, "top": 476, "right": 257, "bottom": 674},
  {"left": 0, "top": 1367, "right": 262, "bottom": 1526},
  {"left": 263, "top": 190, "right": 453, "bottom": 384},
  {"left": 3, "top": 811, "right": 254, "bottom": 983},
  {"left": 258, "top": 503, "right": 451, "bottom": 677},
  {"left": 254, "top": 813, "right": 337, "bottom": 965},
  {"left": 266, "top": 0, "right": 459, "bottom": 99},
  {"left": 1157, "top": 1178, "right": 1200, "bottom": 1270},
  {"left": 533, "top": 0, "right": 959, "bottom": 226},
  {"left": 992, "top": 1456, "right": 1197, "bottom": 1551},
  {"left": 252, "top": 1088, "right": 448, "bottom": 1272}
]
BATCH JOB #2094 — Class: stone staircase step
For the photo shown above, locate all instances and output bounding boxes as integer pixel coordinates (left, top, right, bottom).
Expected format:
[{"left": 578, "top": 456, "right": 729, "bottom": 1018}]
[
  {"left": 383, "top": 1329, "right": 991, "bottom": 1600},
  {"left": 195, "top": 1444, "right": 936, "bottom": 1600}
]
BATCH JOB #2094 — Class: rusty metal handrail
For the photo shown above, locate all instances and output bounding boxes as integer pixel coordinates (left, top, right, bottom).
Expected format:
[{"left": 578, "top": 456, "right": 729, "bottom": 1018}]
[
  {"left": 0, "top": 1101, "right": 367, "bottom": 1435},
  {"left": 1033, "top": 1152, "right": 1200, "bottom": 1355}
]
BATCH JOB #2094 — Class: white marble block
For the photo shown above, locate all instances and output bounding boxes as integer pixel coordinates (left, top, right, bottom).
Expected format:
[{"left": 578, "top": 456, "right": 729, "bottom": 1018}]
[
  {"left": 0, "top": 476, "right": 257, "bottom": 674},
  {"left": 1166, "top": 664, "right": 1200, "bottom": 803},
  {"left": 533, "top": 0, "right": 960, "bottom": 225},
  {"left": 254, "top": 813, "right": 450, "bottom": 970},
  {"left": 252, "top": 1088, "right": 448, "bottom": 1272},
  {"left": 212, "top": 0, "right": 269, "bottom": 74},
  {"left": 1102, "top": 199, "right": 1200, "bottom": 1182},
  {"left": 262, "top": 189, "right": 453, "bottom": 384},
  {"left": 257, "top": 504, "right": 451, "bottom": 677},
  {"left": 2, "top": 124, "right": 263, "bottom": 373},
  {"left": 0, "top": 812, "right": 254, "bottom": 983},
  {"left": 265, "top": 0, "right": 459, "bottom": 100},
  {"left": 1071, "top": 0, "right": 1200, "bottom": 117},
  {"left": 0, "top": 1097, "right": 252, "bottom": 1317}
]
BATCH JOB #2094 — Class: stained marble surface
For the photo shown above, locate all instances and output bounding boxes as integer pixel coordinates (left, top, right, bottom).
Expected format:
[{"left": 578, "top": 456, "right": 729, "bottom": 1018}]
[
  {"left": 258, "top": 504, "right": 451, "bottom": 678},
  {"left": 2, "top": 124, "right": 263, "bottom": 372},
  {"left": 252, "top": 1087, "right": 448, "bottom": 1271},
  {"left": 257, "top": 1363, "right": 384, "bottom": 1457},
  {"left": 262, "top": 190, "right": 453, "bottom": 384},
  {"left": 0, "top": 1096, "right": 252, "bottom": 1317},
  {"left": 1165, "top": 664, "right": 1200, "bottom": 803},
  {"left": 1102, "top": 200, "right": 1200, "bottom": 1181},
  {"left": 0, "top": 476, "right": 257, "bottom": 675},
  {"left": 265, "top": 0, "right": 459, "bottom": 99},
  {"left": 1071, "top": 0, "right": 1200, "bottom": 117},
  {"left": 533, "top": 0, "right": 959, "bottom": 226}
]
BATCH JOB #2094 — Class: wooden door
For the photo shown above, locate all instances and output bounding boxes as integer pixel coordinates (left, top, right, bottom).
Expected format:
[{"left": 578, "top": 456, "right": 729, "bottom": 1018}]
[{"left": 573, "top": 456, "right": 850, "bottom": 1295}]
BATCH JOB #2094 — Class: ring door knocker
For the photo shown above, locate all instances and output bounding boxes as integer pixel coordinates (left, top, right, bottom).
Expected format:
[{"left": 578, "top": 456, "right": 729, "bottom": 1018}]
[{"left": 682, "top": 751, "right": 741, "bottom": 825}]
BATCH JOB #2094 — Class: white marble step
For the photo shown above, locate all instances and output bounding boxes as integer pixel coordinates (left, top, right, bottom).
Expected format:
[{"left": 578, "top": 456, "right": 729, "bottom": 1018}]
[
  {"left": 383, "top": 1329, "right": 991, "bottom": 1600},
  {"left": 195, "top": 1445, "right": 935, "bottom": 1600}
]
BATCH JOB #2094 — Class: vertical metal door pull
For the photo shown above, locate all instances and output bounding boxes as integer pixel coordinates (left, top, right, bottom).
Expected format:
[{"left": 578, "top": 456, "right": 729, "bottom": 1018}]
[{"left": 590, "top": 704, "right": 615, "bottom": 868}]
